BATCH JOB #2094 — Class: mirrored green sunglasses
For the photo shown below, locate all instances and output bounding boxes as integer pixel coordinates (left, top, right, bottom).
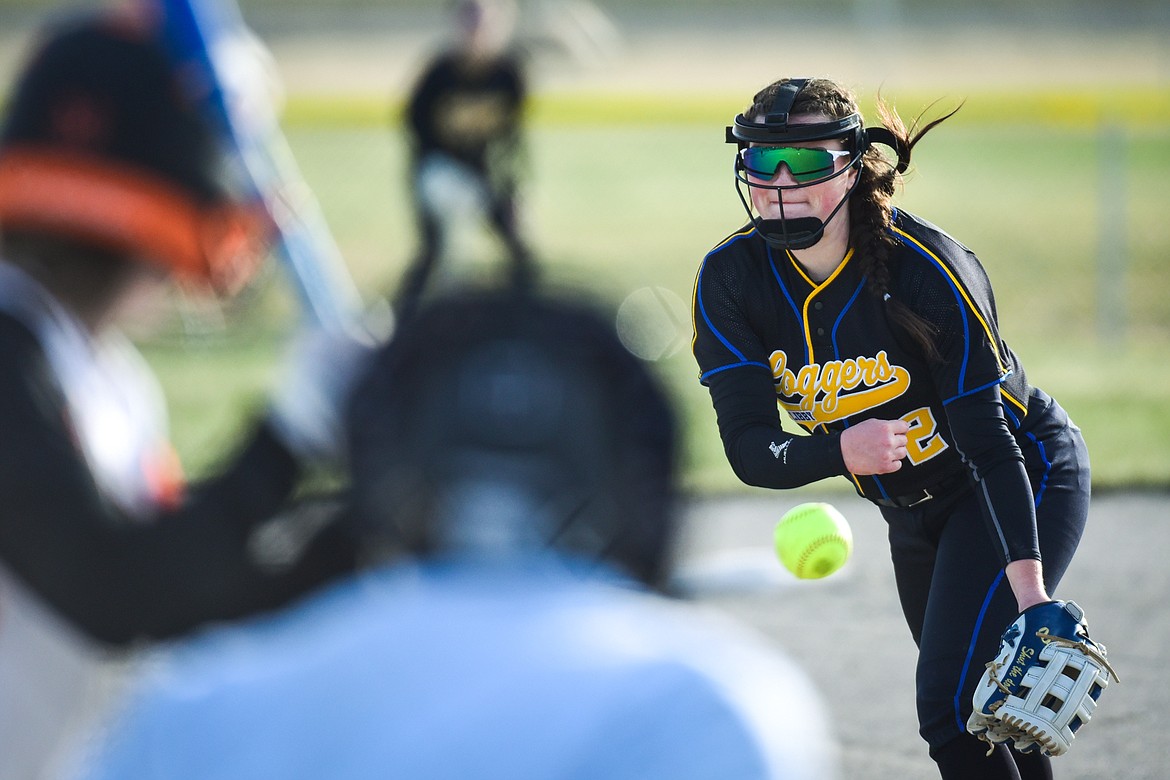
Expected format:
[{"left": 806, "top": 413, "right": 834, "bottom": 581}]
[{"left": 739, "top": 146, "right": 852, "bottom": 183}]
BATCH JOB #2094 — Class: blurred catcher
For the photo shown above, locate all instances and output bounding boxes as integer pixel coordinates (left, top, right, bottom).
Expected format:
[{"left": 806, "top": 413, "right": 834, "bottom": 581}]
[
  {"left": 71, "top": 288, "right": 839, "bottom": 780},
  {"left": 0, "top": 9, "right": 364, "bottom": 778}
]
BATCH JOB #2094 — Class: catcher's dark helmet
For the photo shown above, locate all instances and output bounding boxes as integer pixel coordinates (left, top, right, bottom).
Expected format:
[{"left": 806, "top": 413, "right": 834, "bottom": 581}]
[
  {"left": 0, "top": 11, "right": 262, "bottom": 290},
  {"left": 345, "top": 288, "right": 679, "bottom": 588}
]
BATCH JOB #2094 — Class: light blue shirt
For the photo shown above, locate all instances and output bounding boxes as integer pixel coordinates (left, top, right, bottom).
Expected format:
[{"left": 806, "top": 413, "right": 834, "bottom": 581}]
[{"left": 72, "top": 555, "right": 837, "bottom": 779}]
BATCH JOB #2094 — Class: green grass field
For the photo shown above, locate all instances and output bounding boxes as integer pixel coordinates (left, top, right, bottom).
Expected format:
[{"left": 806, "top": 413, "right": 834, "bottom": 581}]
[{"left": 141, "top": 87, "right": 1170, "bottom": 491}]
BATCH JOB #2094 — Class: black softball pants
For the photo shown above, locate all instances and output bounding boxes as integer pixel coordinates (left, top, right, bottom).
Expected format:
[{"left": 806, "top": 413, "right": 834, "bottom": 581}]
[{"left": 879, "top": 393, "right": 1091, "bottom": 778}]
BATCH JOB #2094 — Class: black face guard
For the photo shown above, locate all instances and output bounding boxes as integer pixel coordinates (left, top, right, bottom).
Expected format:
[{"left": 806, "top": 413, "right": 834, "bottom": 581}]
[
  {"left": 726, "top": 78, "right": 909, "bottom": 250},
  {"left": 730, "top": 154, "right": 863, "bottom": 251}
]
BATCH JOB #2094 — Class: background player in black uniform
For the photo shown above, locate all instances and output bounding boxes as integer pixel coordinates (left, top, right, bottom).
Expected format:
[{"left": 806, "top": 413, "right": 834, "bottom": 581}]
[
  {"left": 0, "top": 12, "right": 361, "bottom": 776},
  {"left": 396, "top": 0, "right": 535, "bottom": 322},
  {"left": 691, "top": 77, "right": 1097, "bottom": 779}
]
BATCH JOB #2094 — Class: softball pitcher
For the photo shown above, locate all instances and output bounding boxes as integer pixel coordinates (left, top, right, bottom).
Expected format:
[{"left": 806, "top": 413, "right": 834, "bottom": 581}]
[{"left": 691, "top": 77, "right": 1115, "bottom": 779}]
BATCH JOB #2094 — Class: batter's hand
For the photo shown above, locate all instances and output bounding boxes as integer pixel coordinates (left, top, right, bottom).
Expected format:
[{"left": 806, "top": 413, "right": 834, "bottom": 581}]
[
  {"left": 268, "top": 320, "right": 381, "bottom": 461},
  {"left": 840, "top": 418, "right": 909, "bottom": 475}
]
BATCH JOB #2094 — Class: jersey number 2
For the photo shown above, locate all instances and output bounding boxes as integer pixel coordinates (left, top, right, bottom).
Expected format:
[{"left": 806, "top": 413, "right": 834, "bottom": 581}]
[{"left": 901, "top": 407, "right": 948, "bottom": 465}]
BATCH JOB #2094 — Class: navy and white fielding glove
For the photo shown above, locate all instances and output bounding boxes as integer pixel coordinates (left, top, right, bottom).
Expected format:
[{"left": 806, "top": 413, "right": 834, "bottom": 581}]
[{"left": 967, "top": 600, "right": 1118, "bottom": 757}]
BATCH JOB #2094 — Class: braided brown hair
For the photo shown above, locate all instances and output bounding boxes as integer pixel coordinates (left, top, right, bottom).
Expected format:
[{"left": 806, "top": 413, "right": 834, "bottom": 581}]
[{"left": 745, "top": 78, "right": 961, "bottom": 359}]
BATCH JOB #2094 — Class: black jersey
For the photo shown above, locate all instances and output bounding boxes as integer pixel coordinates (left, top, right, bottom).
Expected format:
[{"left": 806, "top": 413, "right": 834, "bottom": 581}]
[
  {"left": 693, "top": 209, "right": 1045, "bottom": 561},
  {"left": 405, "top": 50, "right": 525, "bottom": 174},
  {"left": 0, "top": 312, "right": 357, "bottom": 645}
]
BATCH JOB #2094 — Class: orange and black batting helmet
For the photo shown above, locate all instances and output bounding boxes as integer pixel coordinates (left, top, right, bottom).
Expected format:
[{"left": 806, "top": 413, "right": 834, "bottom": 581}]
[{"left": 0, "top": 11, "right": 265, "bottom": 292}]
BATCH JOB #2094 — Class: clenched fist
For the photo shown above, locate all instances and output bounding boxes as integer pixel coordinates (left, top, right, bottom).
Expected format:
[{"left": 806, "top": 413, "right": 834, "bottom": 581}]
[{"left": 840, "top": 418, "right": 909, "bottom": 475}]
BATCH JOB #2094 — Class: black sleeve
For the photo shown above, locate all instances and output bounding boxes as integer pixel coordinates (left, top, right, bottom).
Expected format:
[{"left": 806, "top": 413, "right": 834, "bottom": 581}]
[
  {"left": 490, "top": 62, "right": 526, "bottom": 170},
  {"left": 945, "top": 385, "right": 1041, "bottom": 564},
  {"left": 0, "top": 322, "right": 358, "bottom": 646},
  {"left": 500, "top": 55, "right": 526, "bottom": 136},
  {"left": 404, "top": 57, "right": 446, "bottom": 151},
  {"left": 706, "top": 365, "right": 847, "bottom": 489}
]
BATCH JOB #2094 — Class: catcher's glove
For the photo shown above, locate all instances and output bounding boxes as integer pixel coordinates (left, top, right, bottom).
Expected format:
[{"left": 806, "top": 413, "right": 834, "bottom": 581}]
[{"left": 967, "top": 600, "right": 1118, "bottom": 757}]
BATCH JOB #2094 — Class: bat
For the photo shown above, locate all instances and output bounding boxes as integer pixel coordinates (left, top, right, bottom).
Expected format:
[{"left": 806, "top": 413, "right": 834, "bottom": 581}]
[{"left": 148, "top": 0, "right": 364, "bottom": 334}]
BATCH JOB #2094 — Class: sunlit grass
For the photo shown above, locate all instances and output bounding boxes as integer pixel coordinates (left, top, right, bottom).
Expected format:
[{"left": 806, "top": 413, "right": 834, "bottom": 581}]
[{"left": 141, "top": 88, "right": 1170, "bottom": 488}]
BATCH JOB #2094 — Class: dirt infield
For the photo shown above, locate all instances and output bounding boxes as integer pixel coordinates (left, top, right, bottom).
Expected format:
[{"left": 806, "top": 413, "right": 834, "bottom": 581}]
[{"left": 675, "top": 488, "right": 1169, "bottom": 779}]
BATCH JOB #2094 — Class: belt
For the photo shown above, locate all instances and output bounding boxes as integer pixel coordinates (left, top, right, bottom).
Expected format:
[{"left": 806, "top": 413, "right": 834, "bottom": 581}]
[{"left": 873, "top": 470, "right": 971, "bottom": 509}]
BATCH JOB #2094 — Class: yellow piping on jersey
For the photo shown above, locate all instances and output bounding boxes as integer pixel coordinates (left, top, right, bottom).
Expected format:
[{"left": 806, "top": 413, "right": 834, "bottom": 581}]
[
  {"left": 891, "top": 227, "right": 1027, "bottom": 416},
  {"left": 790, "top": 247, "right": 855, "bottom": 367},
  {"left": 690, "top": 264, "right": 700, "bottom": 353},
  {"left": 790, "top": 249, "right": 856, "bottom": 435},
  {"left": 711, "top": 225, "right": 756, "bottom": 255}
]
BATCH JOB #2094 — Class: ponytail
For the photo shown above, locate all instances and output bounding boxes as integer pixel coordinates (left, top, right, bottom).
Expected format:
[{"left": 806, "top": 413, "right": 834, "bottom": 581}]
[{"left": 850, "top": 96, "right": 964, "bottom": 361}]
